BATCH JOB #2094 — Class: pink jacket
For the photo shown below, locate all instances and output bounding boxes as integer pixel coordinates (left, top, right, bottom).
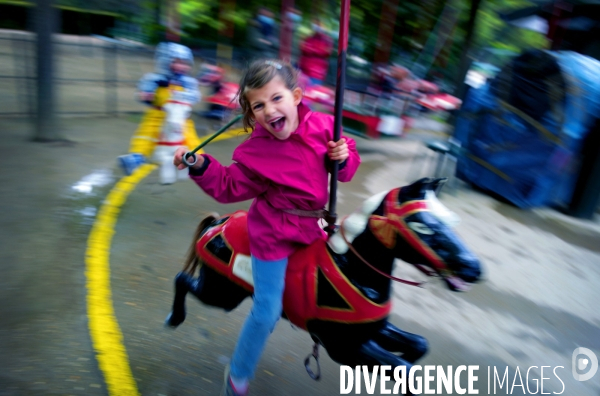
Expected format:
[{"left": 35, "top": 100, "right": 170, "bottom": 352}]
[
  {"left": 299, "top": 33, "right": 333, "bottom": 81},
  {"left": 190, "top": 103, "right": 360, "bottom": 260}
]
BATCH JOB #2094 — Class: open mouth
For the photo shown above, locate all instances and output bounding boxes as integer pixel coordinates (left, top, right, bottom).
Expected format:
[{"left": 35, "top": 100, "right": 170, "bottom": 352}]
[{"left": 269, "top": 117, "right": 286, "bottom": 132}]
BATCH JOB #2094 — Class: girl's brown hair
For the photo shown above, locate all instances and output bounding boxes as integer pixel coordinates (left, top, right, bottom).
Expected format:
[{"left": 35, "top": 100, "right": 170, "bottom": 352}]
[{"left": 237, "top": 59, "right": 299, "bottom": 131}]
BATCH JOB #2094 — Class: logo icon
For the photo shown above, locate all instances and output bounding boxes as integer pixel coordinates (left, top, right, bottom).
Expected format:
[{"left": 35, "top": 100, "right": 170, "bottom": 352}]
[{"left": 572, "top": 347, "right": 598, "bottom": 381}]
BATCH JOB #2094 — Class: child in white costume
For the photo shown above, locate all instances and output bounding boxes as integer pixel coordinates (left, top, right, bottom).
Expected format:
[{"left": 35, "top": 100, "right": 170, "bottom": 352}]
[{"left": 119, "top": 42, "right": 202, "bottom": 176}]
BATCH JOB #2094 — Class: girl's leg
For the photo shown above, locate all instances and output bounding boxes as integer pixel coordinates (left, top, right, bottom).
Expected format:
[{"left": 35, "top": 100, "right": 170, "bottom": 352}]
[
  {"left": 128, "top": 108, "right": 163, "bottom": 157},
  {"left": 229, "top": 255, "right": 288, "bottom": 381}
]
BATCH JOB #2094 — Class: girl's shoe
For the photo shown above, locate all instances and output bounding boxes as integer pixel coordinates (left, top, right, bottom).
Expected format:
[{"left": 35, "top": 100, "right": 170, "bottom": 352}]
[{"left": 220, "top": 365, "right": 249, "bottom": 396}]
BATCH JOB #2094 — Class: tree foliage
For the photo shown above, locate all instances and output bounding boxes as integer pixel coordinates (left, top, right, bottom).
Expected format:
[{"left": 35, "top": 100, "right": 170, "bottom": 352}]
[
  {"left": 57, "top": 0, "right": 141, "bottom": 15},
  {"left": 117, "top": 0, "right": 548, "bottom": 86}
]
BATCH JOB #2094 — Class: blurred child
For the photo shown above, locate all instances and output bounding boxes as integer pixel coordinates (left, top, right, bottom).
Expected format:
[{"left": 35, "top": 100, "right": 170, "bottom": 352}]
[
  {"left": 298, "top": 19, "right": 333, "bottom": 85},
  {"left": 118, "top": 42, "right": 202, "bottom": 175}
]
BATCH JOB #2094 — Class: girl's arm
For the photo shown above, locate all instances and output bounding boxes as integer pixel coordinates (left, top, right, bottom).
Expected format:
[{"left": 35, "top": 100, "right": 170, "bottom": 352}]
[
  {"left": 137, "top": 73, "right": 162, "bottom": 105},
  {"left": 188, "top": 154, "right": 268, "bottom": 203}
]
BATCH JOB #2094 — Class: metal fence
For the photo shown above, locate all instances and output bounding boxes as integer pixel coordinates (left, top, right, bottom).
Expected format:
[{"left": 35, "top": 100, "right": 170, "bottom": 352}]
[
  {"left": 0, "top": 31, "right": 246, "bottom": 117},
  {"left": 0, "top": 30, "right": 378, "bottom": 119}
]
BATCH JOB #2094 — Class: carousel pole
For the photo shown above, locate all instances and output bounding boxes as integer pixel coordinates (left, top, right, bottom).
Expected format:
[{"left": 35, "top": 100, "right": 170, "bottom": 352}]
[{"left": 325, "top": 0, "right": 351, "bottom": 234}]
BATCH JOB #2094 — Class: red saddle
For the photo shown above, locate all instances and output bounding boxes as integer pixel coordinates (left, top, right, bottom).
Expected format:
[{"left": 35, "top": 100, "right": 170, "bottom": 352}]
[{"left": 196, "top": 210, "right": 391, "bottom": 330}]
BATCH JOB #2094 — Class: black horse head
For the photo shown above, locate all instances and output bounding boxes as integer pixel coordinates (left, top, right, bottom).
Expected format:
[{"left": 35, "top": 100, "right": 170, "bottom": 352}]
[
  {"left": 392, "top": 178, "right": 482, "bottom": 289},
  {"left": 329, "top": 178, "right": 482, "bottom": 294}
]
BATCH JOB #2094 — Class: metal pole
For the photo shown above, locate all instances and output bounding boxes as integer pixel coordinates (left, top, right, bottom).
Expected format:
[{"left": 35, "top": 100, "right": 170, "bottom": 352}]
[
  {"left": 183, "top": 114, "right": 243, "bottom": 165},
  {"left": 325, "top": 0, "right": 351, "bottom": 234},
  {"left": 26, "top": 7, "right": 36, "bottom": 117},
  {"left": 105, "top": 43, "right": 118, "bottom": 116},
  {"left": 12, "top": 33, "right": 26, "bottom": 116},
  {"left": 26, "top": 37, "right": 36, "bottom": 117},
  {"left": 34, "top": 0, "right": 59, "bottom": 141}
]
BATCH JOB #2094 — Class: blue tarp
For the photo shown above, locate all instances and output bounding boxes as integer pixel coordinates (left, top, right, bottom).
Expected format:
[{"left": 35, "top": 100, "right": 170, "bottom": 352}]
[{"left": 454, "top": 51, "right": 600, "bottom": 208}]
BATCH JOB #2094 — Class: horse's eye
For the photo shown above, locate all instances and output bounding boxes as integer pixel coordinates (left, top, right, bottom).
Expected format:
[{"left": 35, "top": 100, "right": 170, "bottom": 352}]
[{"left": 407, "top": 222, "right": 435, "bottom": 235}]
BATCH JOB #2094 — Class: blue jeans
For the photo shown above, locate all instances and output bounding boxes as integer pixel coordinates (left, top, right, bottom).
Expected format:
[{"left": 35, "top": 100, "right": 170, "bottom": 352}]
[{"left": 230, "top": 255, "right": 288, "bottom": 380}]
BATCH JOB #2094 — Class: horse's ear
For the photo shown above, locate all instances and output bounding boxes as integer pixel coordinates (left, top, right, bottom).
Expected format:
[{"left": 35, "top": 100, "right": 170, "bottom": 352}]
[
  {"left": 400, "top": 178, "right": 434, "bottom": 200},
  {"left": 431, "top": 177, "right": 448, "bottom": 195},
  {"left": 400, "top": 178, "right": 448, "bottom": 201}
]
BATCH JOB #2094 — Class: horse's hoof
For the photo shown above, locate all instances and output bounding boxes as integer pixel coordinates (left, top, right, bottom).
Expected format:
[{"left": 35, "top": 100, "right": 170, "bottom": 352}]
[
  {"left": 414, "top": 264, "right": 438, "bottom": 277},
  {"left": 164, "top": 311, "right": 185, "bottom": 328},
  {"left": 165, "top": 273, "right": 192, "bottom": 328},
  {"left": 444, "top": 275, "right": 471, "bottom": 292}
]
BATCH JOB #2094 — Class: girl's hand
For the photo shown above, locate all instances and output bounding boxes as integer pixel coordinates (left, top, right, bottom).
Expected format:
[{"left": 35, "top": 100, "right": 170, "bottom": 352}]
[
  {"left": 327, "top": 138, "right": 349, "bottom": 162},
  {"left": 173, "top": 147, "right": 204, "bottom": 170}
]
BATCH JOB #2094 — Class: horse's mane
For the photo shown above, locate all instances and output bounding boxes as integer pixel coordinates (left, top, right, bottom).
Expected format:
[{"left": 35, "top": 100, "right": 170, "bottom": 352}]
[
  {"left": 182, "top": 212, "right": 220, "bottom": 274},
  {"left": 423, "top": 190, "right": 460, "bottom": 228},
  {"left": 328, "top": 190, "right": 389, "bottom": 254}
]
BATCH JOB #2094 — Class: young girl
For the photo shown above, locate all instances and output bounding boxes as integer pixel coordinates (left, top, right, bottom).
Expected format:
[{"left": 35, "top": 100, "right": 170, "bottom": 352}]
[{"left": 173, "top": 59, "right": 361, "bottom": 396}]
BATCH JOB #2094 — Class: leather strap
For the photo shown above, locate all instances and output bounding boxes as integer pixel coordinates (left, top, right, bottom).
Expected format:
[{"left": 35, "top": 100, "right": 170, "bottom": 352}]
[
  {"left": 340, "top": 216, "right": 424, "bottom": 287},
  {"left": 282, "top": 208, "right": 327, "bottom": 218}
]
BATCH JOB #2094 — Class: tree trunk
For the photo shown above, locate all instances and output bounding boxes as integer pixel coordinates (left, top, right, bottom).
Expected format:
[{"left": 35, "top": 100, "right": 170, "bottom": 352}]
[
  {"left": 373, "top": 0, "right": 400, "bottom": 66},
  {"left": 453, "top": 0, "right": 482, "bottom": 101}
]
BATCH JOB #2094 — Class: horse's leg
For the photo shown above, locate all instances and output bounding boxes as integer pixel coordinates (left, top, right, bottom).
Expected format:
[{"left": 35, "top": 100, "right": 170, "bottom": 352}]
[
  {"left": 373, "top": 322, "right": 428, "bottom": 363},
  {"left": 355, "top": 339, "right": 412, "bottom": 368},
  {"left": 165, "top": 270, "right": 200, "bottom": 328},
  {"left": 354, "top": 340, "right": 414, "bottom": 395},
  {"left": 166, "top": 264, "right": 251, "bottom": 328}
]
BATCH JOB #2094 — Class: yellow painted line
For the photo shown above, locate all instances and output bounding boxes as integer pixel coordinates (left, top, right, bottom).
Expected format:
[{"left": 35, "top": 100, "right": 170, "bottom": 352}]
[
  {"left": 208, "top": 127, "right": 247, "bottom": 143},
  {"left": 86, "top": 163, "right": 155, "bottom": 396},
  {"left": 85, "top": 129, "right": 242, "bottom": 395}
]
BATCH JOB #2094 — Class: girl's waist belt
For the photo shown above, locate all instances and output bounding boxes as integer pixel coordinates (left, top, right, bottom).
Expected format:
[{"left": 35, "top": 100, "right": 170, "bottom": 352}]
[{"left": 281, "top": 208, "right": 327, "bottom": 218}]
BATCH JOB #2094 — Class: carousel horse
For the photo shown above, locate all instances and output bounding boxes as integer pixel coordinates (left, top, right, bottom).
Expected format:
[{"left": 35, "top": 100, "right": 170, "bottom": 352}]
[
  {"left": 153, "top": 96, "right": 193, "bottom": 184},
  {"left": 165, "top": 178, "right": 482, "bottom": 375}
]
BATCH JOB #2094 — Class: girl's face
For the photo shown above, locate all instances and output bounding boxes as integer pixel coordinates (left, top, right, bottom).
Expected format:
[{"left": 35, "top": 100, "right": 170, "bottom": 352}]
[
  {"left": 246, "top": 75, "right": 303, "bottom": 140},
  {"left": 171, "top": 59, "right": 191, "bottom": 75}
]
